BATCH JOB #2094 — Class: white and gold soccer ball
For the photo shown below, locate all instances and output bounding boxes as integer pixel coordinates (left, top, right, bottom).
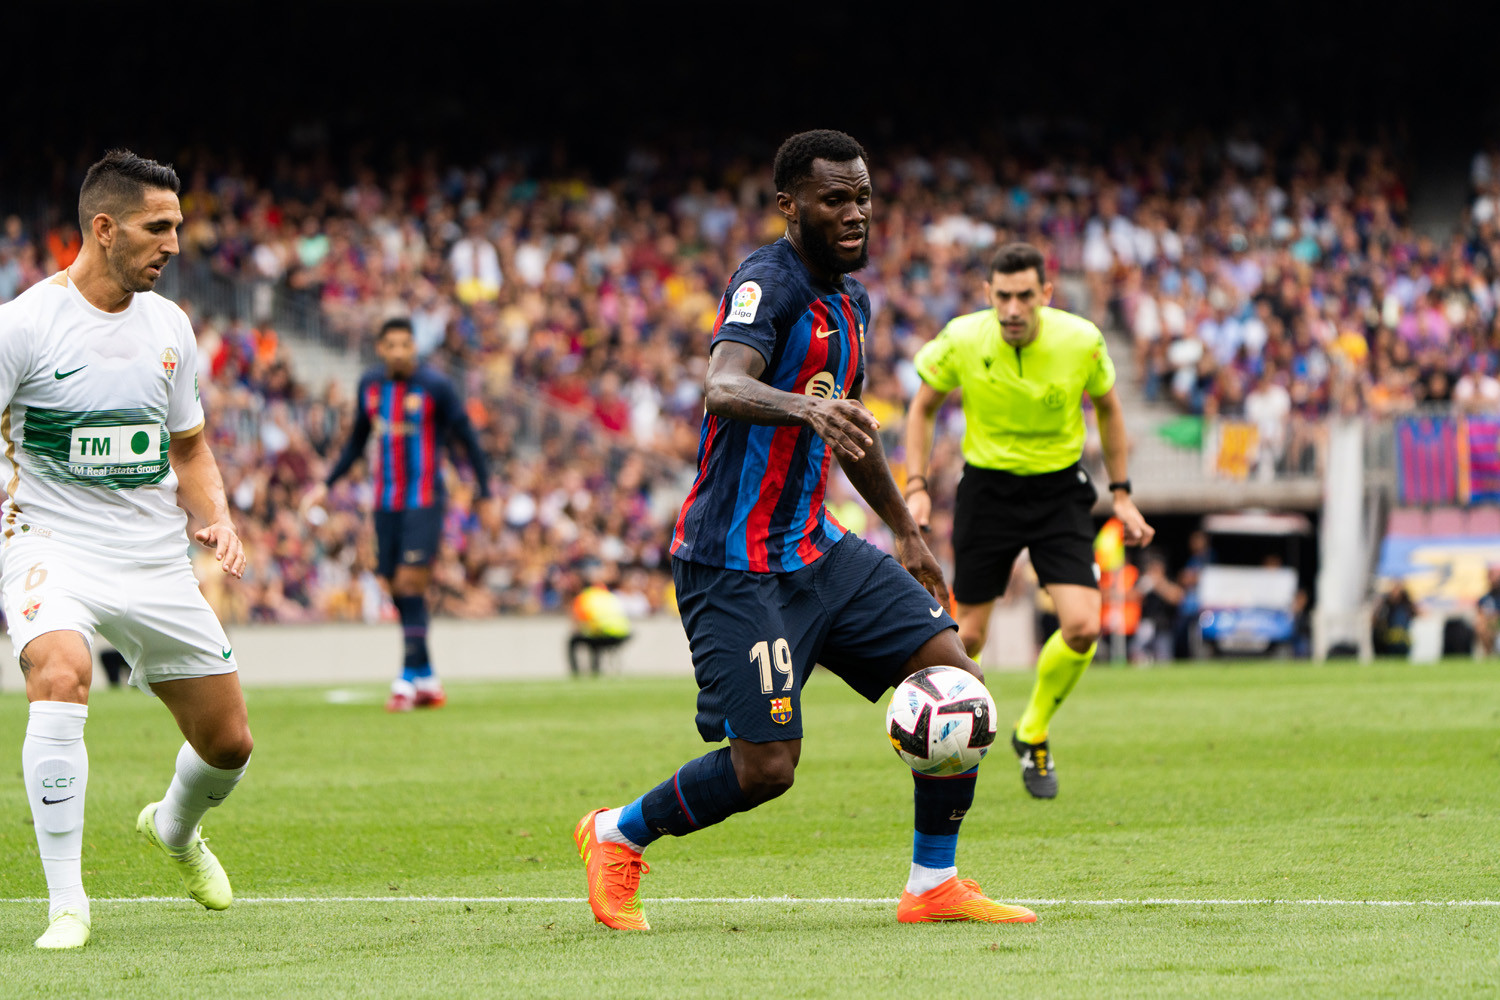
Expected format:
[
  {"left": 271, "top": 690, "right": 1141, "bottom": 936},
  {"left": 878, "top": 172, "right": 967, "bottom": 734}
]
[{"left": 885, "top": 665, "right": 998, "bottom": 776}]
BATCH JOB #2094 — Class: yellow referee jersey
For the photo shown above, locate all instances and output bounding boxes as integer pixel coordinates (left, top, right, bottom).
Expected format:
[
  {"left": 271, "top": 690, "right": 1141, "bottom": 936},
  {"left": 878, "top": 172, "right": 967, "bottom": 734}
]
[{"left": 914, "top": 306, "right": 1115, "bottom": 475}]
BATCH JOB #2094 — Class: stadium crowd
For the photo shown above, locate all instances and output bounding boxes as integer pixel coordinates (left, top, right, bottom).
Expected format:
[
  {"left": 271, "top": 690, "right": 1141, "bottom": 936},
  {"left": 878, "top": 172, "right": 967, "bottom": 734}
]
[
  {"left": 1115, "top": 134, "right": 1500, "bottom": 474},
  {"left": 1, "top": 130, "right": 1487, "bottom": 625}
]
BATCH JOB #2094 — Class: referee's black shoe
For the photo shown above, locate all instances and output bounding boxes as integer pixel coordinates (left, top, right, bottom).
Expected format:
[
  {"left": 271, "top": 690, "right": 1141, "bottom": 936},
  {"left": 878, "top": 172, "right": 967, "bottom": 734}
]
[{"left": 1011, "top": 731, "right": 1058, "bottom": 799}]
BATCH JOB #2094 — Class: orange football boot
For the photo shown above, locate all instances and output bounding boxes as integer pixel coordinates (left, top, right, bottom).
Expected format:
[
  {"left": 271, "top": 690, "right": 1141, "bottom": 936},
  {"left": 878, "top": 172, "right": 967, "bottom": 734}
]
[
  {"left": 897, "top": 876, "right": 1037, "bottom": 923},
  {"left": 575, "top": 808, "right": 651, "bottom": 930}
]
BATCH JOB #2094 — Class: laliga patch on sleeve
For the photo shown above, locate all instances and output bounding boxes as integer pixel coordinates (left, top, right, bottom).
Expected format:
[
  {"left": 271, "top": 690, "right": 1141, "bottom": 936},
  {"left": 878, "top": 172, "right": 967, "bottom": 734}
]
[{"left": 728, "top": 281, "right": 762, "bottom": 324}]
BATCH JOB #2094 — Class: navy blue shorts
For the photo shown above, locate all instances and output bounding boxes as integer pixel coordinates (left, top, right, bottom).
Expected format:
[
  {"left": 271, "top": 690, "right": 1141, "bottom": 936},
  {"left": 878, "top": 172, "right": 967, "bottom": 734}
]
[
  {"left": 672, "top": 533, "right": 958, "bottom": 744},
  {"left": 373, "top": 506, "right": 443, "bottom": 579}
]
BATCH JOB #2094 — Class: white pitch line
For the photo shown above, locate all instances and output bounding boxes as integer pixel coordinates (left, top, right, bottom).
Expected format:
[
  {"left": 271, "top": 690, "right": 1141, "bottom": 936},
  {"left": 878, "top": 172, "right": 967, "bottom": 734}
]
[{"left": 0, "top": 896, "right": 1495, "bottom": 907}]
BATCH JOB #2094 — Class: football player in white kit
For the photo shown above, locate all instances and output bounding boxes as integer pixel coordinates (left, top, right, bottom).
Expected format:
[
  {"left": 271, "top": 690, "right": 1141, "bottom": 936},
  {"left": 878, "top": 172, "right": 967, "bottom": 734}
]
[{"left": 0, "top": 151, "right": 253, "bottom": 949}]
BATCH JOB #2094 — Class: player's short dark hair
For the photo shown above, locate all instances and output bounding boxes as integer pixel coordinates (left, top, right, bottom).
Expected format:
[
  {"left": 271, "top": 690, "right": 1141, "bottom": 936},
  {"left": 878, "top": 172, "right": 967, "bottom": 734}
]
[
  {"left": 77, "top": 150, "right": 180, "bottom": 233},
  {"left": 378, "top": 317, "right": 414, "bottom": 340},
  {"left": 990, "top": 242, "right": 1047, "bottom": 283},
  {"left": 773, "top": 129, "right": 868, "bottom": 194}
]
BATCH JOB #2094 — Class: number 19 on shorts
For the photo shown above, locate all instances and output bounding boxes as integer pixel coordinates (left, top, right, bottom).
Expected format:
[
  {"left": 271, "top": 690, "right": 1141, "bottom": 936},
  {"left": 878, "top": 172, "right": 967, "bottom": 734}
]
[{"left": 750, "top": 638, "right": 793, "bottom": 693}]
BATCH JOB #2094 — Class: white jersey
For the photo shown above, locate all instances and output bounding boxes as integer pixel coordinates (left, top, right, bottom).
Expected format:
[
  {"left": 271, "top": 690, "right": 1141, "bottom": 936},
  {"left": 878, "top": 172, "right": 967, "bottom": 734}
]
[{"left": 0, "top": 272, "right": 205, "bottom": 557}]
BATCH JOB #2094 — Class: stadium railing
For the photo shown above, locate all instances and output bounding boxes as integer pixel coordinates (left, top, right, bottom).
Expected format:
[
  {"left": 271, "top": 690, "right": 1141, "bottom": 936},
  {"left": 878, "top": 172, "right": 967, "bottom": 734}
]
[{"left": 158, "top": 257, "right": 359, "bottom": 359}]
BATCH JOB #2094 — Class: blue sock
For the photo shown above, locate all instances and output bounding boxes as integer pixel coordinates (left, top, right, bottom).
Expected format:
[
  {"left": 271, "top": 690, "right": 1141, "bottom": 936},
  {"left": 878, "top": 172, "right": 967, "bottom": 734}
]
[
  {"left": 617, "top": 747, "right": 749, "bottom": 849},
  {"left": 394, "top": 595, "right": 432, "bottom": 680},
  {"left": 913, "top": 832, "right": 959, "bottom": 869},
  {"left": 911, "top": 767, "right": 977, "bottom": 867}
]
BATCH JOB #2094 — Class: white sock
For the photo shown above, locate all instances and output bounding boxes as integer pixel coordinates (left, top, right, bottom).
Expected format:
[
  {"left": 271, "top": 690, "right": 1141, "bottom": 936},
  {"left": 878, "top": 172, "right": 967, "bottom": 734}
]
[
  {"left": 593, "top": 807, "right": 645, "bottom": 852},
  {"left": 153, "top": 742, "right": 247, "bottom": 850},
  {"left": 906, "top": 862, "right": 957, "bottom": 895},
  {"left": 390, "top": 678, "right": 416, "bottom": 697},
  {"left": 414, "top": 675, "right": 443, "bottom": 694},
  {"left": 23, "top": 701, "right": 90, "bottom": 921}
]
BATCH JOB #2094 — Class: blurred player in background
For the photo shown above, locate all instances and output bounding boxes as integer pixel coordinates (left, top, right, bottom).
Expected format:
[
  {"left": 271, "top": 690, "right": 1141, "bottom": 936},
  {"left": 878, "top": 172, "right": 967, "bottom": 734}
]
[
  {"left": 302, "top": 318, "right": 493, "bottom": 711},
  {"left": 568, "top": 558, "right": 632, "bottom": 676},
  {"left": 1, "top": 151, "right": 253, "bottom": 948},
  {"left": 575, "top": 130, "right": 1036, "bottom": 931},
  {"left": 905, "top": 242, "right": 1153, "bottom": 799}
]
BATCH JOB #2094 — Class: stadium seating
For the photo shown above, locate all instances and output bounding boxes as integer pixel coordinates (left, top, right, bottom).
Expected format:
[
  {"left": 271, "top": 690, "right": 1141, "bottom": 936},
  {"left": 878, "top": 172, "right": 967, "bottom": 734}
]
[{"left": 0, "top": 133, "right": 1491, "bottom": 626}]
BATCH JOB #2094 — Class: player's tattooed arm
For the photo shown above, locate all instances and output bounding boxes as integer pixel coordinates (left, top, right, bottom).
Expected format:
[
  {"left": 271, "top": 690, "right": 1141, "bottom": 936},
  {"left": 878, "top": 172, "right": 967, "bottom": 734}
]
[
  {"left": 705, "top": 341, "right": 879, "bottom": 462},
  {"left": 836, "top": 381, "right": 951, "bottom": 606}
]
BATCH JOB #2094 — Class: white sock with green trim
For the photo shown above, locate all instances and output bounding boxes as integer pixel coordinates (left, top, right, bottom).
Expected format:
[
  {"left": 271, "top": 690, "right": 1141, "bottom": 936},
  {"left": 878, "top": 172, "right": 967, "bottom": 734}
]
[
  {"left": 154, "top": 742, "right": 247, "bottom": 850},
  {"left": 23, "top": 701, "right": 89, "bottom": 921}
]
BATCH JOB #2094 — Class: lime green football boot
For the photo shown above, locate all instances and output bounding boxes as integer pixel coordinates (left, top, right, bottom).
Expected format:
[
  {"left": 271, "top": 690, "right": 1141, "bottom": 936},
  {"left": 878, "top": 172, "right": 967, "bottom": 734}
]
[
  {"left": 34, "top": 909, "right": 91, "bottom": 949},
  {"left": 137, "top": 801, "right": 232, "bottom": 910}
]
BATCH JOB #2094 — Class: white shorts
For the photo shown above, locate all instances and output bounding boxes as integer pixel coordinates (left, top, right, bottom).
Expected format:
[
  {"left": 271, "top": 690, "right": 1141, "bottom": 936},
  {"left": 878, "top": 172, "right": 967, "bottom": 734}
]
[{"left": 1, "top": 534, "right": 237, "bottom": 696}]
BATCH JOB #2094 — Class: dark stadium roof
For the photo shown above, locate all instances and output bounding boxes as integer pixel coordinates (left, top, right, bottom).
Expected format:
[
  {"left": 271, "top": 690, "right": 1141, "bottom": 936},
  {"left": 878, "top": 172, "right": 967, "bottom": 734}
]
[{"left": 2, "top": 2, "right": 1497, "bottom": 193}]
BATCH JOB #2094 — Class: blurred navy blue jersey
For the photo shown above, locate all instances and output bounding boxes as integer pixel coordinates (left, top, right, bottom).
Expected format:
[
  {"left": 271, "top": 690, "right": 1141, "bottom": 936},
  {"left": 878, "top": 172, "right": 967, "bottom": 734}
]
[
  {"left": 672, "top": 238, "right": 870, "bottom": 572},
  {"left": 326, "top": 364, "right": 490, "bottom": 511}
]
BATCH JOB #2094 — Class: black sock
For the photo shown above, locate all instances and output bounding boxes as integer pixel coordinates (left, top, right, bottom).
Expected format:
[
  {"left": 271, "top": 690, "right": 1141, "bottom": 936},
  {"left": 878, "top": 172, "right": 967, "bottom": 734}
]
[
  {"left": 910, "top": 767, "right": 978, "bottom": 871},
  {"left": 619, "top": 747, "right": 750, "bottom": 846},
  {"left": 394, "top": 594, "right": 431, "bottom": 680}
]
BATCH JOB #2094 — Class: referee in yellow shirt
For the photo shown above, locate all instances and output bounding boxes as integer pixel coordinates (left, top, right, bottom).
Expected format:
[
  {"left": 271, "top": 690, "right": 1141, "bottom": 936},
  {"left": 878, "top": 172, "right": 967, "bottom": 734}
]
[{"left": 904, "top": 243, "right": 1153, "bottom": 798}]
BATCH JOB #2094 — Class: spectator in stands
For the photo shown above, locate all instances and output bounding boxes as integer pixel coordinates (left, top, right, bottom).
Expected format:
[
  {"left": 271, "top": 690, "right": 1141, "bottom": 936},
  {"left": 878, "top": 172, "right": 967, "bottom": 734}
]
[
  {"left": 449, "top": 213, "right": 503, "bottom": 305},
  {"left": 1132, "top": 551, "right": 1183, "bottom": 664},
  {"left": 1473, "top": 566, "right": 1500, "bottom": 658},
  {"left": 0, "top": 128, "right": 1478, "bottom": 626},
  {"left": 1244, "top": 367, "right": 1292, "bottom": 478},
  {"left": 1453, "top": 356, "right": 1500, "bottom": 412},
  {"left": 1372, "top": 581, "right": 1418, "bottom": 656}
]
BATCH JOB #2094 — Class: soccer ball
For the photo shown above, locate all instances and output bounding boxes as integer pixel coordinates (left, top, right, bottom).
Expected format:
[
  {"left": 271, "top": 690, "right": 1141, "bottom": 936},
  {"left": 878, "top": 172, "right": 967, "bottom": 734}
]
[{"left": 885, "top": 665, "right": 998, "bottom": 776}]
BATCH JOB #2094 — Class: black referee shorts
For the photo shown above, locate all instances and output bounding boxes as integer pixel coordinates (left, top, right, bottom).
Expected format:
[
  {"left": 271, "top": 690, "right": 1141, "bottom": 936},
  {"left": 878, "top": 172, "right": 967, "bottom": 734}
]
[{"left": 950, "top": 463, "right": 1100, "bottom": 605}]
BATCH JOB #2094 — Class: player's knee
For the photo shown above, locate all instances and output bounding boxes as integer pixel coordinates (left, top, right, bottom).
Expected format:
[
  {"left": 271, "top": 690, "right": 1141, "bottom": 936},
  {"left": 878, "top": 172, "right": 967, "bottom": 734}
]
[
  {"left": 958, "top": 624, "right": 987, "bottom": 658},
  {"left": 25, "top": 660, "right": 91, "bottom": 704},
  {"left": 42, "top": 673, "right": 91, "bottom": 704},
  {"left": 952, "top": 658, "right": 984, "bottom": 683},
  {"left": 1060, "top": 618, "right": 1101, "bottom": 651},
  {"left": 200, "top": 729, "right": 254, "bottom": 770},
  {"left": 740, "top": 763, "right": 795, "bottom": 804},
  {"left": 733, "top": 746, "right": 798, "bottom": 804}
]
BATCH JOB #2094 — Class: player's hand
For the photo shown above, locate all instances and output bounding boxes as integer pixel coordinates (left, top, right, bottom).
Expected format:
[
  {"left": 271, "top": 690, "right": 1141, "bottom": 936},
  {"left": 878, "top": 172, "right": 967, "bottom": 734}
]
[
  {"left": 196, "top": 519, "right": 246, "bottom": 578},
  {"left": 804, "top": 398, "right": 880, "bottom": 463},
  {"left": 1114, "top": 496, "right": 1155, "bottom": 547},
  {"left": 299, "top": 483, "right": 328, "bottom": 519},
  {"left": 476, "top": 495, "right": 502, "bottom": 532},
  {"left": 895, "top": 530, "right": 950, "bottom": 610}
]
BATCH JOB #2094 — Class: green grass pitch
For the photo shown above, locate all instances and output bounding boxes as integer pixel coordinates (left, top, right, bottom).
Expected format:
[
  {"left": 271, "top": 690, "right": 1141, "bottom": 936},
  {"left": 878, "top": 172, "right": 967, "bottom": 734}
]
[{"left": 0, "top": 659, "right": 1495, "bottom": 998}]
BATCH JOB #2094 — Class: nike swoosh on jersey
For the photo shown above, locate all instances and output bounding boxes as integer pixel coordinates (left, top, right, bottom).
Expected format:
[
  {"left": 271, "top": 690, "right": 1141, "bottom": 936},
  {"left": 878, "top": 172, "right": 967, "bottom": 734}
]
[
  {"left": 929, "top": 607, "right": 943, "bottom": 618},
  {"left": 814, "top": 327, "right": 839, "bottom": 339},
  {"left": 54, "top": 366, "right": 87, "bottom": 380}
]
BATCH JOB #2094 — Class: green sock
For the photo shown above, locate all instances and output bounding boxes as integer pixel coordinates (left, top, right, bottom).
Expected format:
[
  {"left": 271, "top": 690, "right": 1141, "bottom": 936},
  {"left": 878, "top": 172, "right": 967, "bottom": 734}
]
[{"left": 1015, "top": 630, "right": 1096, "bottom": 744}]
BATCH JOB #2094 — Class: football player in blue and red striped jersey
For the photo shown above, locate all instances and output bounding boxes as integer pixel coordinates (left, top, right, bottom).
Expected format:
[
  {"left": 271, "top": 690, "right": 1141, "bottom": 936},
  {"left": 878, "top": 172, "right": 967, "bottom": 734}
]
[
  {"left": 305, "top": 318, "right": 492, "bottom": 711},
  {"left": 575, "top": 130, "right": 1036, "bottom": 930}
]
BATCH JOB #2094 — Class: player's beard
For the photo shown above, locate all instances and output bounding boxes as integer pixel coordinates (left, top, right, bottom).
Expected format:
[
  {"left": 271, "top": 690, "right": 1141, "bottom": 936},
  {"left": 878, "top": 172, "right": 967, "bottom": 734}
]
[
  {"left": 796, "top": 218, "right": 869, "bottom": 276},
  {"left": 107, "top": 244, "right": 160, "bottom": 294}
]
